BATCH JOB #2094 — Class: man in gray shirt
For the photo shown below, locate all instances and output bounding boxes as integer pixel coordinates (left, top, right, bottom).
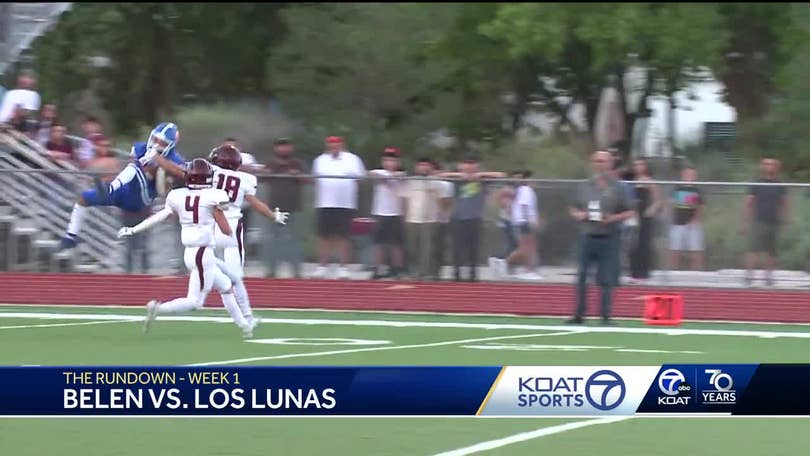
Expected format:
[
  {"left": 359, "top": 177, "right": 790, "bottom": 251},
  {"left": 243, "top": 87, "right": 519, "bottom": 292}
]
[
  {"left": 743, "top": 158, "right": 789, "bottom": 287},
  {"left": 438, "top": 155, "right": 505, "bottom": 282},
  {"left": 567, "top": 151, "right": 635, "bottom": 325}
]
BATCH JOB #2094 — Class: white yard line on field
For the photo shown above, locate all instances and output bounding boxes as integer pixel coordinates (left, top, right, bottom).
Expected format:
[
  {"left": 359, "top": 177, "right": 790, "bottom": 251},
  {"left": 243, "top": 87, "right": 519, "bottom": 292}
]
[
  {"left": 431, "top": 417, "right": 632, "bottom": 456},
  {"left": 1, "top": 311, "right": 810, "bottom": 339},
  {"left": 185, "top": 331, "right": 579, "bottom": 366},
  {"left": 4, "top": 303, "right": 810, "bottom": 327},
  {"left": 0, "top": 319, "right": 139, "bottom": 330}
]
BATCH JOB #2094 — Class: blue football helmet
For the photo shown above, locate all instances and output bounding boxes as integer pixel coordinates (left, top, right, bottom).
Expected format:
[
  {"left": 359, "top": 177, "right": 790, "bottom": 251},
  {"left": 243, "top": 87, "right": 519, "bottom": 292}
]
[{"left": 146, "top": 122, "right": 179, "bottom": 156}]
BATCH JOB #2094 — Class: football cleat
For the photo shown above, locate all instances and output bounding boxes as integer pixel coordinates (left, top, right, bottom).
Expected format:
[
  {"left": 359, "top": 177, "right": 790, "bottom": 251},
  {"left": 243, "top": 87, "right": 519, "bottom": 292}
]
[
  {"left": 143, "top": 300, "right": 160, "bottom": 333},
  {"left": 59, "top": 234, "right": 79, "bottom": 250}
]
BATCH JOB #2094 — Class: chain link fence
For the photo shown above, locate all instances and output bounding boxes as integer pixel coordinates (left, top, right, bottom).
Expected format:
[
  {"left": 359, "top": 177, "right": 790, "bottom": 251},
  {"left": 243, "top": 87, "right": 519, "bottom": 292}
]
[{"left": 1, "top": 168, "right": 809, "bottom": 289}]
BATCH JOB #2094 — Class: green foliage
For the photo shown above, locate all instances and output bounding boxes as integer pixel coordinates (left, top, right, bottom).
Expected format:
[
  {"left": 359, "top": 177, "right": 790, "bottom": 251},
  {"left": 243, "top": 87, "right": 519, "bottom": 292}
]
[
  {"left": 481, "top": 3, "right": 729, "bottom": 133},
  {"left": 701, "top": 190, "right": 810, "bottom": 271},
  {"left": 486, "top": 138, "right": 587, "bottom": 179},
  {"left": 30, "top": 3, "right": 284, "bottom": 134},
  {"left": 713, "top": 3, "right": 799, "bottom": 120},
  {"left": 267, "top": 3, "right": 461, "bottom": 161},
  {"left": 147, "top": 102, "right": 297, "bottom": 162},
  {"left": 741, "top": 4, "right": 810, "bottom": 178},
  {"left": 26, "top": 2, "right": 806, "bottom": 174}
]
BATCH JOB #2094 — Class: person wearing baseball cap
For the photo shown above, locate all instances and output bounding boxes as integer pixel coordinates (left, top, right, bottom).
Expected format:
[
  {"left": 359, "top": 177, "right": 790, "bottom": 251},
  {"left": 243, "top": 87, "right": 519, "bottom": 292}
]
[
  {"left": 264, "top": 137, "right": 309, "bottom": 278},
  {"left": 311, "top": 135, "right": 366, "bottom": 279},
  {"left": 368, "top": 146, "right": 406, "bottom": 279}
]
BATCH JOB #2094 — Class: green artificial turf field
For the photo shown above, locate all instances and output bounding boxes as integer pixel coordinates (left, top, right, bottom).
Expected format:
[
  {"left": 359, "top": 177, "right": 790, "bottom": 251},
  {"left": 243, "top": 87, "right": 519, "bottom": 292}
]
[{"left": 1, "top": 304, "right": 809, "bottom": 456}]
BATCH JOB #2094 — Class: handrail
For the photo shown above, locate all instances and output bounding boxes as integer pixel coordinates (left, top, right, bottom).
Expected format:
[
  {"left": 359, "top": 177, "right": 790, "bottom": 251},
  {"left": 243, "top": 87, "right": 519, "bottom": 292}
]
[
  {"left": 65, "top": 134, "right": 131, "bottom": 159},
  {"left": 0, "top": 129, "right": 122, "bottom": 270},
  {"left": 0, "top": 167, "right": 806, "bottom": 188},
  {"left": 0, "top": 156, "right": 121, "bottom": 270}
]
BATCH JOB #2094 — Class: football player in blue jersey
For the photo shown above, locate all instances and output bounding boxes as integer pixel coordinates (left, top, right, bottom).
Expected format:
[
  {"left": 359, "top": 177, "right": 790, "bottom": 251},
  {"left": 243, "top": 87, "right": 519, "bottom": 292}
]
[{"left": 60, "top": 122, "right": 187, "bottom": 249}]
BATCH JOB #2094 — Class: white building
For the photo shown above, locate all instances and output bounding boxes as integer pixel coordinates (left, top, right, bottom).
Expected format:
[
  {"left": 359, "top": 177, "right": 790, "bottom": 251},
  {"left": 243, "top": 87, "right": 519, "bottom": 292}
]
[{"left": 519, "top": 67, "right": 737, "bottom": 157}]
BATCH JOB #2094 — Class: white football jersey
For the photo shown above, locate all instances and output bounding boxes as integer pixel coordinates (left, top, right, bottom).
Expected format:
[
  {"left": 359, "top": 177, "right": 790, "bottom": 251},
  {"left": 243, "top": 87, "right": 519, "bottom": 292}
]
[
  {"left": 166, "top": 187, "right": 231, "bottom": 248},
  {"left": 211, "top": 164, "right": 258, "bottom": 219}
]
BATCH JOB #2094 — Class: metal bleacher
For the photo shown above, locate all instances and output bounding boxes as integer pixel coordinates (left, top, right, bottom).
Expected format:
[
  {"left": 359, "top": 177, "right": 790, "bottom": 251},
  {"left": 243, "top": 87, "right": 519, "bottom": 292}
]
[{"left": 0, "top": 127, "right": 120, "bottom": 273}]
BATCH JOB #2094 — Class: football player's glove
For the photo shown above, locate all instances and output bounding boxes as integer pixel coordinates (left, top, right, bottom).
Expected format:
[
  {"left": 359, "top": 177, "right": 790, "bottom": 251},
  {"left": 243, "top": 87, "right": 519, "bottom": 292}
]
[{"left": 274, "top": 208, "right": 290, "bottom": 225}]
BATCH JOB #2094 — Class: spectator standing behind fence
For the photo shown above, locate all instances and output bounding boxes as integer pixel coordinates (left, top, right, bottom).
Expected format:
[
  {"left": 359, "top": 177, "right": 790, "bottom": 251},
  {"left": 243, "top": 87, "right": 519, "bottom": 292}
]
[
  {"left": 567, "top": 151, "right": 635, "bottom": 325},
  {"left": 264, "top": 138, "right": 309, "bottom": 279},
  {"left": 76, "top": 116, "right": 103, "bottom": 166},
  {"left": 0, "top": 71, "right": 40, "bottom": 123},
  {"left": 44, "top": 123, "right": 76, "bottom": 164},
  {"left": 311, "top": 136, "right": 366, "bottom": 279},
  {"left": 122, "top": 207, "right": 151, "bottom": 274},
  {"left": 610, "top": 153, "right": 639, "bottom": 280},
  {"left": 743, "top": 158, "right": 789, "bottom": 287},
  {"left": 438, "top": 156, "right": 506, "bottom": 282},
  {"left": 8, "top": 105, "right": 31, "bottom": 134},
  {"left": 493, "top": 170, "right": 542, "bottom": 280},
  {"left": 430, "top": 160, "right": 455, "bottom": 279},
  {"left": 668, "top": 166, "right": 705, "bottom": 271},
  {"left": 368, "top": 147, "right": 406, "bottom": 279},
  {"left": 401, "top": 157, "right": 453, "bottom": 280},
  {"left": 35, "top": 103, "right": 57, "bottom": 146},
  {"left": 490, "top": 179, "right": 517, "bottom": 272},
  {"left": 86, "top": 136, "right": 119, "bottom": 176},
  {"left": 628, "top": 159, "right": 661, "bottom": 282}
]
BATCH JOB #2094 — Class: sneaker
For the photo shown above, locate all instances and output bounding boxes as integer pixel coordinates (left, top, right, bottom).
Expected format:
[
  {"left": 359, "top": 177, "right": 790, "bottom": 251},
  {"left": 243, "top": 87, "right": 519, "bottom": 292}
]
[
  {"left": 143, "top": 300, "right": 160, "bottom": 333},
  {"left": 60, "top": 234, "right": 79, "bottom": 250},
  {"left": 497, "top": 259, "right": 509, "bottom": 277},
  {"left": 601, "top": 318, "right": 615, "bottom": 326},
  {"left": 743, "top": 275, "right": 754, "bottom": 287},
  {"left": 242, "top": 319, "right": 259, "bottom": 339},
  {"left": 488, "top": 257, "right": 500, "bottom": 276},
  {"left": 311, "top": 266, "right": 328, "bottom": 279},
  {"left": 565, "top": 317, "right": 584, "bottom": 325},
  {"left": 517, "top": 272, "right": 544, "bottom": 281},
  {"left": 337, "top": 266, "right": 351, "bottom": 280}
]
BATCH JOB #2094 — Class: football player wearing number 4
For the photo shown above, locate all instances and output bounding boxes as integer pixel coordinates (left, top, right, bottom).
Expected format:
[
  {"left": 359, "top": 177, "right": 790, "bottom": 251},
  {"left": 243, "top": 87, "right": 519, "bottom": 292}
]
[
  {"left": 153, "top": 144, "right": 289, "bottom": 329},
  {"left": 118, "top": 159, "right": 256, "bottom": 337}
]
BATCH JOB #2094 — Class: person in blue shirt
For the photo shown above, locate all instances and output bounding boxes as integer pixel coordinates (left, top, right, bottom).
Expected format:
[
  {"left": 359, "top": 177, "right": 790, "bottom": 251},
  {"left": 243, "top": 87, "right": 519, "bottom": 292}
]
[{"left": 60, "top": 122, "right": 186, "bottom": 249}]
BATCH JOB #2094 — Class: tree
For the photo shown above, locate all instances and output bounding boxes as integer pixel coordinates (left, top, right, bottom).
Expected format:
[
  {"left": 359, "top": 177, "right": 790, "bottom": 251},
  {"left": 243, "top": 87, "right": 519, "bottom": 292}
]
[
  {"left": 713, "top": 4, "right": 798, "bottom": 121},
  {"left": 749, "top": 4, "right": 810, "bottom": 178},
  {"left": 267, "top": 3, "right": 460, "bottom": 159},
  {"left": 30, "top": 3, "right": 284, "bottom": 133},
  {"left": 479, "top": 3, "right": 728, "bottom": 153}
]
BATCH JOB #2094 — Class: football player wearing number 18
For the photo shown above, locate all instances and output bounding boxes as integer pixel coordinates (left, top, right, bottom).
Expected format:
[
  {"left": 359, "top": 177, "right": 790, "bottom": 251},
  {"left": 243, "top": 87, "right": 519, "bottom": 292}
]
[{"left": 117, "top": 159, "right": 253, "bottom": 338}]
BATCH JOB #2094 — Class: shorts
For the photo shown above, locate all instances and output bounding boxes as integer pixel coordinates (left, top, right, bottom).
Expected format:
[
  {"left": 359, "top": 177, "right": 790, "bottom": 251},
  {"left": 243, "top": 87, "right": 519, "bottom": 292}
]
[
  {"left": 372, "top": 216, "right": 404, "bottom": 245},
  {"left": 317, "top": 208, "right": 354, "bottom": 238},
  {"left": 751, "top": 222, "right": 779, "bottom": 255},
  {"left": 669, "top": 223, "right": 704, "bottom": 252},
  {"left": 214, "top": 217, "right": 243, "bottom": 250},
  {"left": 512, "top": 223, "right": 531, "bottom": 236}
]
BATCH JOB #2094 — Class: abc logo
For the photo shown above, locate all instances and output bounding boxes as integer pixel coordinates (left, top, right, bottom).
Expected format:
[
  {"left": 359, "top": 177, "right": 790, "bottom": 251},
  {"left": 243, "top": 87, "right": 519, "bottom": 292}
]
[{"left": 658, "top": 369, "right": 691, "bottom": 396}]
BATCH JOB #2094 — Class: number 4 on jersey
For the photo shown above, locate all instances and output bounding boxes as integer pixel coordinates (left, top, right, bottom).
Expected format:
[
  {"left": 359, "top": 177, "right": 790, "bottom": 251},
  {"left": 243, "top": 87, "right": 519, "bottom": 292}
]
[{"left": 185, "top": 195, "right": 200, "bottom": 223}]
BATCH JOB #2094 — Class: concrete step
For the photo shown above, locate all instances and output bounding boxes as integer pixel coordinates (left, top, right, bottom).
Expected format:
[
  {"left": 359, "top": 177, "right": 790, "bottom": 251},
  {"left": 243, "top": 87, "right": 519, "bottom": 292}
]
[{"left": 75, "top": 264, "right": 102, "bottom": 274}]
